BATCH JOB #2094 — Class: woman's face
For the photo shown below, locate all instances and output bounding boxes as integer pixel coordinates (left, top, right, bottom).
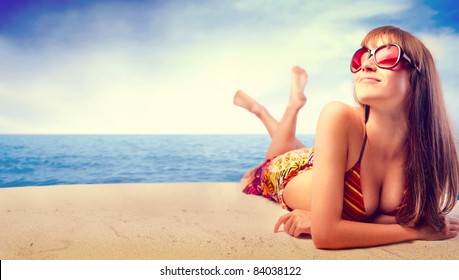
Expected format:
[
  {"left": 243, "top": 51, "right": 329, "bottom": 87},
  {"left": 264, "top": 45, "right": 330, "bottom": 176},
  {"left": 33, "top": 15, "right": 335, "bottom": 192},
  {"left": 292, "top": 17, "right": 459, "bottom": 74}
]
[{"left": 354, "top": 38, "right": 411, "bottom": 110}]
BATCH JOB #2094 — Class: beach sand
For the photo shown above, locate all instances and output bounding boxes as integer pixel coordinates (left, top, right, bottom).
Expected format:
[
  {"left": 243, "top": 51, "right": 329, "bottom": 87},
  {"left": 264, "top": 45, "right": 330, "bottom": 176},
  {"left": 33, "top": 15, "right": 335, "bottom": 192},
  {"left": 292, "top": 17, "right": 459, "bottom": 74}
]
[{"left": 0, "top": 182, "right": 458, "bottom": 260}]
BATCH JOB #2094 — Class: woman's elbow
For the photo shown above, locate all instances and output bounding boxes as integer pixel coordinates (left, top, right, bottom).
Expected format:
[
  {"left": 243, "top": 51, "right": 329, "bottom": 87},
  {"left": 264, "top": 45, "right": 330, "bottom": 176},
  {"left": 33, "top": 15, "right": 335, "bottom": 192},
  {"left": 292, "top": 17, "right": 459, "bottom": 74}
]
[
  {"left": 311, "top": 229, "right": 334, "bottom": 249},
  {"left": 311, "top": 227, "right": 343, "bottom": 249},
  {"left": 312, "top": 237, "right": 326, "bottom": 249},
  {"left": 312, "top": 235, "right": 336, "bottom": 249}
]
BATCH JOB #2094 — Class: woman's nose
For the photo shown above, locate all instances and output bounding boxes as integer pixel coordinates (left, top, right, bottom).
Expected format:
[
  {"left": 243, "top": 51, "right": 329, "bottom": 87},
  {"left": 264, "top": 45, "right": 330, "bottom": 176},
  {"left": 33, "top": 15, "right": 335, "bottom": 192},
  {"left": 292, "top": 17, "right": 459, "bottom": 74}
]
[{"left": 361, "top": 55, "right": 377, "bottom": 72}]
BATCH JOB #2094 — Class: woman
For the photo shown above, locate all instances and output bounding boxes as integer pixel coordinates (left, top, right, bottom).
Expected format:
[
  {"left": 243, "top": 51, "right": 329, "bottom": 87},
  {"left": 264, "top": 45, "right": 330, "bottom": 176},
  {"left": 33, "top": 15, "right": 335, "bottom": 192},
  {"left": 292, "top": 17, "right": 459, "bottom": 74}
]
[{"left": 234, "top": 26, "right": 459, "bottom": 249}]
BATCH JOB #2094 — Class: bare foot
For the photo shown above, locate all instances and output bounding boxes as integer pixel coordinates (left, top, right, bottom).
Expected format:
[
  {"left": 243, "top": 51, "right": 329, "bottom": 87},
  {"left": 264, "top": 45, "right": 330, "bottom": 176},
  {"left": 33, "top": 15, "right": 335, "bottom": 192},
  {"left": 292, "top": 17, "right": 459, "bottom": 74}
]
[
  {"left": 289, "top": 66, "right": 308, "bottom": 110},
  {"left": 233, "top": 90, "right": 265, "bottom": 115}
]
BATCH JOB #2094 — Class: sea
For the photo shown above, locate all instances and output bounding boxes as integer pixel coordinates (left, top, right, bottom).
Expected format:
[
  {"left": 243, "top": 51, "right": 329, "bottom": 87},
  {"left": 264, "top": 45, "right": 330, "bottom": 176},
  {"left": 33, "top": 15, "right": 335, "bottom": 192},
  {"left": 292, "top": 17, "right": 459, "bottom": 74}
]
[{"left": 0, "top": 134, "right": 315, "bottom": 188}]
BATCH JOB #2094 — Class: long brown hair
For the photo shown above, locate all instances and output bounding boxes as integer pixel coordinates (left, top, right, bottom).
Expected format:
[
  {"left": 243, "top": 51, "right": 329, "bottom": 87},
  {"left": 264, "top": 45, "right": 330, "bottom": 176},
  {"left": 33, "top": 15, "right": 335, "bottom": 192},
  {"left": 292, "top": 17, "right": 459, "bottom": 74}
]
[{"left": 361, "top": 26, "right": 458, "bottom": 230}]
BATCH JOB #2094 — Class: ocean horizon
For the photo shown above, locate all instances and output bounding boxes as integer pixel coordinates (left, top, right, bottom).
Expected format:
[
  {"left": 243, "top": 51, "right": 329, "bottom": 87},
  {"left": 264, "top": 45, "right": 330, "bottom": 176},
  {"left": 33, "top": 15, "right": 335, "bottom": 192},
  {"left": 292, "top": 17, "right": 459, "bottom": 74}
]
[
  {"left": 0, "top": 134, "right": 315, "bottom": 188},
  {"left": 2, "top": 134, "right": 458, "bottom": 201}
]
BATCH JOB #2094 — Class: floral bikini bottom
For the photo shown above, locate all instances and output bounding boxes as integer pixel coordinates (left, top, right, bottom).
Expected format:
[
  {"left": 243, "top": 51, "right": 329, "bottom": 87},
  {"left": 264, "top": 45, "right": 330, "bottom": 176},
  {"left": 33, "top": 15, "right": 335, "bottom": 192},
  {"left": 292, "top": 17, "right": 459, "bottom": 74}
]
[{"left": 241, "top": 147, "right": 314, "bottom": 209}]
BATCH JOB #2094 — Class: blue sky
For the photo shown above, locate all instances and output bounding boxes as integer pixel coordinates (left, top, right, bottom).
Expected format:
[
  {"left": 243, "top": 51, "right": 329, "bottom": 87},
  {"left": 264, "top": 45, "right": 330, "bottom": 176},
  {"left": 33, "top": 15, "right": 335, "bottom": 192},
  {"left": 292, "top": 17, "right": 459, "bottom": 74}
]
[{"left": 0, "top": 0, "right": 458, "bottom": 134}]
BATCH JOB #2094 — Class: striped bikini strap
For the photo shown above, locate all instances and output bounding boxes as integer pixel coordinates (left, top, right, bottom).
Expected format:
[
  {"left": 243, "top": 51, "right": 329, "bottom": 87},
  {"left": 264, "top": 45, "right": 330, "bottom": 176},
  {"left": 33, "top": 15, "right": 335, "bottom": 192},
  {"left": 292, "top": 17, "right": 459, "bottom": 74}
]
[{"left": 357, "top": 105, "right": 370, "bottom": 163}]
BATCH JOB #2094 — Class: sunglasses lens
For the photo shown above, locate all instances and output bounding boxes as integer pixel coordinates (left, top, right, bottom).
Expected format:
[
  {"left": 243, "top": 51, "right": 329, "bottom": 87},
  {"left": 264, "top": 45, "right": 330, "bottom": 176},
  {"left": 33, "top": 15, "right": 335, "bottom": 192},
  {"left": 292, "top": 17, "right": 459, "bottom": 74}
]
[
  {"left": 351, "top": 48, "right": 369, "bottom": 73},
  {"left": 375, "top": 45, "right": 400, "bottom": 68}
]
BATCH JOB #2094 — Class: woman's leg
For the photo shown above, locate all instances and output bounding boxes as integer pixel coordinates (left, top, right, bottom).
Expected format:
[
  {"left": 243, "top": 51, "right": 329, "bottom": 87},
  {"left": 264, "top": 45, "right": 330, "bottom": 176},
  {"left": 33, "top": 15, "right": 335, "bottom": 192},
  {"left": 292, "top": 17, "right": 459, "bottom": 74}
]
[
  {"left": 264, "top": 66, "right": 307, "bottom": 159},
  {"left": 234, "top": 90, "right": 305, "bottom": 151},
  {"left": 233, "top": 68, "right": 307, "bottom": 154},
  {"left": 235, "top": 67, "right": 311, "bottom": 210},
  {"left": 233, "top": 90, "right": 280, "bottom": 138}
]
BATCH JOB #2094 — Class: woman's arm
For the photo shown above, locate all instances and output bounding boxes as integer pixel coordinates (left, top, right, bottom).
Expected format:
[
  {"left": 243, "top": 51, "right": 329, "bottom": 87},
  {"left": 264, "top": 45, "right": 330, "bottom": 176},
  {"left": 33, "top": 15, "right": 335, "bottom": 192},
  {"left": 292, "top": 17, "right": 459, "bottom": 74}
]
[{"left": 274, "top": 209, "right": 458, "bottom": 248}]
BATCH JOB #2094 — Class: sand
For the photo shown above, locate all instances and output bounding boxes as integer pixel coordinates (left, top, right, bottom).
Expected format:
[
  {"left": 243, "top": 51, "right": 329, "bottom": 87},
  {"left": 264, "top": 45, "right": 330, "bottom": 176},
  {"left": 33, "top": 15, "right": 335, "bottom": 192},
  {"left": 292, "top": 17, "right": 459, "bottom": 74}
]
[{"left": 0, "top": 182, "right": 458, "bottom": 260}]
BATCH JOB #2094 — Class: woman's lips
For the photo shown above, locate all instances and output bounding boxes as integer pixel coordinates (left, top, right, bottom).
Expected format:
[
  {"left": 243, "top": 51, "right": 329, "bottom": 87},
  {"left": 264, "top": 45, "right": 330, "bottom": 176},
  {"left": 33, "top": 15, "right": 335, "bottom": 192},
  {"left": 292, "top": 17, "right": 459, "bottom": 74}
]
[{"left": 359, "top": 76, "right": 381, "bottom": 83}]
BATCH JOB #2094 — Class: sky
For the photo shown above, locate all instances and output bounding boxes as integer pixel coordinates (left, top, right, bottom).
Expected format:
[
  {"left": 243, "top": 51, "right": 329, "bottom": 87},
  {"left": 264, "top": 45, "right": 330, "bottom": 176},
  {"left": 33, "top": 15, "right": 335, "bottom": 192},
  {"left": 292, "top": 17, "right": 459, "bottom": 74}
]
[{"left": 0, "top": 0, "right": 458, "bottom": 134}]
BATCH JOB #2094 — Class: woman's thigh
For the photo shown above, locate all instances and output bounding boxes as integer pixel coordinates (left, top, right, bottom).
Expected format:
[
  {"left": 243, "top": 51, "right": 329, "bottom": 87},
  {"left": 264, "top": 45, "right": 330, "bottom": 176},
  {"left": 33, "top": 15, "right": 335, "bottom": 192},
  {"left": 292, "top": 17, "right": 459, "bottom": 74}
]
[{"left": 282, "top": 170, "right": 313, "bottom": 211}]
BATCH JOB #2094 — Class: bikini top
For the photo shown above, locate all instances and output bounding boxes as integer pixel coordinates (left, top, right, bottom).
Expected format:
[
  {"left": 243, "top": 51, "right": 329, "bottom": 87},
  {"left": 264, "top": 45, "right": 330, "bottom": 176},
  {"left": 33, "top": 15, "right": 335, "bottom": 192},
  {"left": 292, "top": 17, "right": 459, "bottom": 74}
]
[
  {"left": 342, "top": 106, "right": 408, "bottom": 222},
  {"left": 341, "top": 106, "right": 370, "bottom": 222}
]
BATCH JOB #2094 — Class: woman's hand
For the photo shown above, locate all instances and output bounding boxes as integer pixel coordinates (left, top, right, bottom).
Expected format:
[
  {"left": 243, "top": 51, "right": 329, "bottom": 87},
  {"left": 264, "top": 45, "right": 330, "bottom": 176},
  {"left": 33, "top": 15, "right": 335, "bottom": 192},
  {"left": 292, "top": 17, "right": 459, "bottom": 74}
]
[
  {"left": 274, "top": 209, "right": 312, "bottom": 237},
  {"left": 418, "top": 215, "right": 459, "bottom": 241}
]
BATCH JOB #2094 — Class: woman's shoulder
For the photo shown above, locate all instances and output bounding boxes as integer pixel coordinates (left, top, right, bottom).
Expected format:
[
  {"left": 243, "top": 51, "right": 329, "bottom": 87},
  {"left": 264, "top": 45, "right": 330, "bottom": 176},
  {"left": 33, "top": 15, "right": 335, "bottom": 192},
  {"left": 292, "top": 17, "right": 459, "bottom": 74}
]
[
  {"left": 315, "top": 103, "right": 367, "bottom": 170},
  {"left": 318, "top": 102, "right": 364, "bottom": 128}
]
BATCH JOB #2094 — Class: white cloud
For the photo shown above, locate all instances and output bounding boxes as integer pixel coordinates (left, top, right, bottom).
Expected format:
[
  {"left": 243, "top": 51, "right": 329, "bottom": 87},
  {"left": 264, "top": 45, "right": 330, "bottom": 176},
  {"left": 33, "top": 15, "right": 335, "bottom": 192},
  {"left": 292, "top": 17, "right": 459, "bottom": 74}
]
[{"left": 0, "top": 0, "right": 457, "bottom": 134}]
